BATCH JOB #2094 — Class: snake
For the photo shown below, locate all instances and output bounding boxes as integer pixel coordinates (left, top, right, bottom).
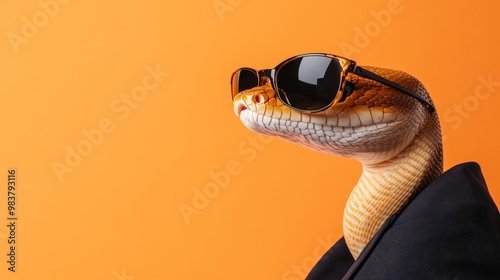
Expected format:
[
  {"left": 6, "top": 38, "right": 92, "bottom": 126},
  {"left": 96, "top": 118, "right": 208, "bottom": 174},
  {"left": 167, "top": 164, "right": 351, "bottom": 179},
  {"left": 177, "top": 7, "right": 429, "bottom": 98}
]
[{"left": 232, "top": 65, "right": 443, "bottom": 259}]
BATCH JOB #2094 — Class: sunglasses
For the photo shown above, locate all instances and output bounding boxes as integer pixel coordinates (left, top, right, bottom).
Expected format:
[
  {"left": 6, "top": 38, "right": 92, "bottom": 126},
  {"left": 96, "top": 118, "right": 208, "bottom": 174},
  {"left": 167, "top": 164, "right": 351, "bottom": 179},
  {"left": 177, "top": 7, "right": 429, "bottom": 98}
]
[{"left": 231, "top": 53, "right": 435, "bottom": 113}]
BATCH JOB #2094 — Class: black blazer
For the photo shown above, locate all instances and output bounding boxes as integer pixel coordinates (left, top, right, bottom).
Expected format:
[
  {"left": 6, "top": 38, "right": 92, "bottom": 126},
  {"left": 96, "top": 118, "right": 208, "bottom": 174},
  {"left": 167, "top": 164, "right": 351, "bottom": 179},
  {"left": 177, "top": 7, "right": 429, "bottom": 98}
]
[{"left": 306, "top": 162, "right": 500, "bottom": 280}]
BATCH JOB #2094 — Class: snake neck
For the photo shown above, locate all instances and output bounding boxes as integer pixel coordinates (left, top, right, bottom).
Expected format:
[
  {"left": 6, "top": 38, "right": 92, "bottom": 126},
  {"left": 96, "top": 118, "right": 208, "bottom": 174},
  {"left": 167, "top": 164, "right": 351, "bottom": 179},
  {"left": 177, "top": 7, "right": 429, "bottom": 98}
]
[{"left": 343, "top": 113, "right": 443, "bottom": 259}]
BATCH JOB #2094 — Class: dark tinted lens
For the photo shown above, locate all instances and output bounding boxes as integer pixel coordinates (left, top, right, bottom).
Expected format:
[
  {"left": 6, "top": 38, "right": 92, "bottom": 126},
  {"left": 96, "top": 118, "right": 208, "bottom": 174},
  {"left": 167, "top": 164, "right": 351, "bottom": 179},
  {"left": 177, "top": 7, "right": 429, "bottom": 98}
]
[
  {"left": 276, "top": 56, "right": 342, "bottom": 111},
  {"left": 231, "top": 69, "right": 258, "bottom": 98}
]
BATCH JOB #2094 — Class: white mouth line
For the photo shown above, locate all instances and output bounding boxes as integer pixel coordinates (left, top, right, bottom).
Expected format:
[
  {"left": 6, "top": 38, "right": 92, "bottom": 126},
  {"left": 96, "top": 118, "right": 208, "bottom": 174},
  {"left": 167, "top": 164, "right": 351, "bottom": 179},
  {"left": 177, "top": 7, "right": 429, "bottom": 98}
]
[{"left": 245, "top": 110, "right": 385, "bottom": 134}]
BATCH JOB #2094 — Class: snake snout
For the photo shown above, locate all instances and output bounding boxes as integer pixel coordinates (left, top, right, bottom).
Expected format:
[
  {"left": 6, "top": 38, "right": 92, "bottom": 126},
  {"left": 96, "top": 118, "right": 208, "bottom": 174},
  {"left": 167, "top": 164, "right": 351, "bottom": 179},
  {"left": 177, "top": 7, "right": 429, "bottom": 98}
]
[
  {"left": 233, "top": 87, "right": 271, "bottom": 117},
  {"left": 234, "top": 101, "right": 247, "bottom": 117},
  {"left": 233, "top": 92, "right": 253, "bottom": 117}
]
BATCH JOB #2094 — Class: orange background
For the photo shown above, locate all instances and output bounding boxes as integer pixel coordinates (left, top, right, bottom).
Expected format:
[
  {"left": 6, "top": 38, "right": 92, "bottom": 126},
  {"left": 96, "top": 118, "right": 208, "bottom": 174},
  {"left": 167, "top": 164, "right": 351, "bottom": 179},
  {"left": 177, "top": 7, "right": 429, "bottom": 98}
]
[{"left": 1, "top": 1, "right": 499, "bottom": 279}]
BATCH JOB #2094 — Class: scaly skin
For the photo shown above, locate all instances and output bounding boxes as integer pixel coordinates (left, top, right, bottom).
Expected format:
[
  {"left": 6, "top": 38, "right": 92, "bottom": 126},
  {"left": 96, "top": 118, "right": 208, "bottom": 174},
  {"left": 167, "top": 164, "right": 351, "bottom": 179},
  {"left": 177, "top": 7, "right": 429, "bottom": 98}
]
[{"left": 232, "top": 66, "right": 443, "bottom": 259}]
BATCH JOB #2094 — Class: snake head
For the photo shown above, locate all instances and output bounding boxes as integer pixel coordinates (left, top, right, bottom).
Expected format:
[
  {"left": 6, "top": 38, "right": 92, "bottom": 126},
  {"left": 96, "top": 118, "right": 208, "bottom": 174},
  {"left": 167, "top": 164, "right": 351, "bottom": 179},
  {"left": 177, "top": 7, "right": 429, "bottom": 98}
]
[{"left": 232, "top": 67, "right": 437, "bottom": 165}]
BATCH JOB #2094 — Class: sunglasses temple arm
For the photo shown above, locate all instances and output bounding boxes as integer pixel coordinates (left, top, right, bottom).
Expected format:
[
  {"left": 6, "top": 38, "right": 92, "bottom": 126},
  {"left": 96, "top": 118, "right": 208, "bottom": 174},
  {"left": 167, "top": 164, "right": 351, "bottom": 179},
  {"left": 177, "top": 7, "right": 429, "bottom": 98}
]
[{"left": 354, "top": 67, "right": 435, "bottom": 112}]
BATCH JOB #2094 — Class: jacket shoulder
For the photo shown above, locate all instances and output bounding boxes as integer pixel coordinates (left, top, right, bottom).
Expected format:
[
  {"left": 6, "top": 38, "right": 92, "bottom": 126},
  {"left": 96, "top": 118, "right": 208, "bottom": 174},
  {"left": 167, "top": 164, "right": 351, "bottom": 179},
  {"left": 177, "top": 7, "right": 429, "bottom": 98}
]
[{"left": 353, "top": 162, "right": 500, "bottom": 279}]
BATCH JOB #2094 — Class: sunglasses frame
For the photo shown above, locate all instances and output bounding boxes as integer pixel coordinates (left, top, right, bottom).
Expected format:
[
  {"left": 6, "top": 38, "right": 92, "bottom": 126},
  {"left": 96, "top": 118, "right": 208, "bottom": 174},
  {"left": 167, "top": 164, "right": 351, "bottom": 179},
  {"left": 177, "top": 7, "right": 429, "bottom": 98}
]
[{"left": 231, "top": 53, "right": 435, "bottom": 113}]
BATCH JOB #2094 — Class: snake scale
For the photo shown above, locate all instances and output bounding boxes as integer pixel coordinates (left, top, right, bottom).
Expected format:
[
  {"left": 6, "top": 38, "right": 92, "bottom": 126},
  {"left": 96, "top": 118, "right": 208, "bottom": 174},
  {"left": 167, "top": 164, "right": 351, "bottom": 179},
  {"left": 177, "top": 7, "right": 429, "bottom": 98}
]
[{"left": 232, "top": 65, "right": 443, "bottom": 259}]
